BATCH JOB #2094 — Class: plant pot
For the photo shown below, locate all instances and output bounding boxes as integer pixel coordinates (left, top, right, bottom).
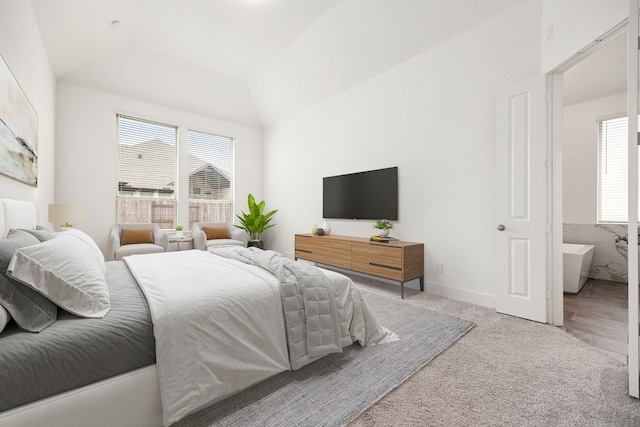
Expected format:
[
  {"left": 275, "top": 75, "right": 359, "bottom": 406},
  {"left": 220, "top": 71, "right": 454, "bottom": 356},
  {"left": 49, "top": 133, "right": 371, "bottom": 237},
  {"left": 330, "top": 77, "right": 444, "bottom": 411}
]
[
  {"left": 247, "top": 240, "right": 264, "bottom": 249},
  {"left": 175, "top": 230, "right": 183, "bottom": 237},
  {"left": 377, "top": 229, "right": 390, "bottom": 237}
]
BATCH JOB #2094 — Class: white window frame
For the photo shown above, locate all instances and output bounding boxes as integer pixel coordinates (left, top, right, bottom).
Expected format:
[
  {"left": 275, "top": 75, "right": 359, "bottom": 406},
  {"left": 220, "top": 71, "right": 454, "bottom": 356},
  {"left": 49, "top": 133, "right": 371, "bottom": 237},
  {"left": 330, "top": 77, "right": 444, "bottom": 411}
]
[
  {"left": 116, "top": 114, "right": 177, "bottom": 228},
  {"left": 187, "top": 129, "right": 234, "bottom": 228},
  {"left": 116, "top": 115, "right": 235, "bottom": 229}
]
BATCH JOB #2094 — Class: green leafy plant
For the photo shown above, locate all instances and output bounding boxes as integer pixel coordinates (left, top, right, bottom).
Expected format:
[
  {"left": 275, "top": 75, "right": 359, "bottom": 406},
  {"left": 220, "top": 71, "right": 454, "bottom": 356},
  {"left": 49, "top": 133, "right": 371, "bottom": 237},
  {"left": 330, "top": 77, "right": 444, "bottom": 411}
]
[
  {"left": 235, "top": 194, "right": 278, "bottom": 241},
  {"left": 373, "top": 219, "right": 394, "bottom": 230},
  {"left": 175, "top": 225, "right": 183, "bottom": 231}
]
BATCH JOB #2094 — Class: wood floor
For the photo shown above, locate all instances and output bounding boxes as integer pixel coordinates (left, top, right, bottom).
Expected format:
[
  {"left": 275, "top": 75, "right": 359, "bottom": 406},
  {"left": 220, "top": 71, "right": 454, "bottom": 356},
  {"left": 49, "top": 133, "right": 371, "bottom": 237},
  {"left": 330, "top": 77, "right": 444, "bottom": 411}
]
[{"left": 563, "top": 278, "right": 628, "bottom": 364}]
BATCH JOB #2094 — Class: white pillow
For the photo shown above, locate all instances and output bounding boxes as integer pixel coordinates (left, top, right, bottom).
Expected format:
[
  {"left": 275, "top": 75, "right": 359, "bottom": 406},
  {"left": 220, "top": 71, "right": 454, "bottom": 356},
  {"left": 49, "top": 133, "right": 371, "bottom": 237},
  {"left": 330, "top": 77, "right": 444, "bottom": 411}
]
[
  {"left": 55, "top": 228, "right": 106, "bottom": 274},
  {"left": 0, "top": 305, "right": 11, "bottom": 334},
  {"left": 7, "top": 237, "right": 110, "bottom": 318}
]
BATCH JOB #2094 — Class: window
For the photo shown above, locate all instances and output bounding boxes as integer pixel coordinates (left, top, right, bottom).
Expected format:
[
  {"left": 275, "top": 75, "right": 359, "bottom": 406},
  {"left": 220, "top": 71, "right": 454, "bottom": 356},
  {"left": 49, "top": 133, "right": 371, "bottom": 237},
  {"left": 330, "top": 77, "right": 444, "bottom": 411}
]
[
  {"left": 116, "top": 115, "right": 177, "bottom": 228},
  {"left": 188, "top": 130, "right": 233, "bottom": 228},
  {"left": 597, "top": 115, "right": 640, "bottom": 222}
]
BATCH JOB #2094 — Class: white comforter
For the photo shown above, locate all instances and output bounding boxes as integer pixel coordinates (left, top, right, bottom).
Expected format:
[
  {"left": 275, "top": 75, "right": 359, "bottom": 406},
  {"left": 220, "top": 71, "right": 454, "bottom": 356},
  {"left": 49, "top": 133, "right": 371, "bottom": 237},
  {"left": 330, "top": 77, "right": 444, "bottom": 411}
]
[{"left": 124, "top": 249, "right": 393, "bottom": 426}]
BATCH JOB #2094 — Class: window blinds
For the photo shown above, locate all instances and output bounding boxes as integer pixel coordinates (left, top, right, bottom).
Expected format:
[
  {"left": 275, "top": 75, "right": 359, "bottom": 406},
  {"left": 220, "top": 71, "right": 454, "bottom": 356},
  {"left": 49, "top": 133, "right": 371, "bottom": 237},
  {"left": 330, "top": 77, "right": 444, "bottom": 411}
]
[
  {"left": 188, "top": 130, "right": 233, "bottom": 226},
  {"left": 116, "top": 115, "right": 177, "bottom": 228},
  {"left": 597, "top": 115, "right": 640, "bottom": 223}
]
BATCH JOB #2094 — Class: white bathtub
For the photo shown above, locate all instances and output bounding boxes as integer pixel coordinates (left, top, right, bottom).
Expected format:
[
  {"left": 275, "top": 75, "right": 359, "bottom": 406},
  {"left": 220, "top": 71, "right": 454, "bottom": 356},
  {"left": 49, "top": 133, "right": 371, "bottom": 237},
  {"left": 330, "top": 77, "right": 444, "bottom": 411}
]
[{"left": 563, "top": 243, "right": 595, "bottom": 293}]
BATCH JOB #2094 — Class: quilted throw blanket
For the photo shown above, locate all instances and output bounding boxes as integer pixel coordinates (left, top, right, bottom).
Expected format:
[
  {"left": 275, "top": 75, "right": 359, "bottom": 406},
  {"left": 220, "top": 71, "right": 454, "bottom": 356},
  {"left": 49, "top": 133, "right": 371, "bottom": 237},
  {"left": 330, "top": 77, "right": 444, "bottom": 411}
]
[{"left": 209, "top": 246, "right": 352, "bottom": 369}]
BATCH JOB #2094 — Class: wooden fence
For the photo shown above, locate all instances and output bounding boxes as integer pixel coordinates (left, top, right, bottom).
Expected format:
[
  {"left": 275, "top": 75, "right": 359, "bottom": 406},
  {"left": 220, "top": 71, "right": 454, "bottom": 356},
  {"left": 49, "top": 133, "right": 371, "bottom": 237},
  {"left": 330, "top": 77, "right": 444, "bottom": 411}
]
[{"left": 117, "top": 197, "right": 231, "bottom": 229}]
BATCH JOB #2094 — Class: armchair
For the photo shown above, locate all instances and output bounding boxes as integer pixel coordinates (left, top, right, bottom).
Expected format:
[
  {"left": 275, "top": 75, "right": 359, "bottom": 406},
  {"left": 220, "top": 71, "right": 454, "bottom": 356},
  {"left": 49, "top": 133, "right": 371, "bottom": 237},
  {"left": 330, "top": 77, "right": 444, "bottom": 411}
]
[
  {"left": 107, "top": 223, "right": 169, "bottom": 261},
  {"left": 191, "top": 222, "right": 247, "bottom": 250}
]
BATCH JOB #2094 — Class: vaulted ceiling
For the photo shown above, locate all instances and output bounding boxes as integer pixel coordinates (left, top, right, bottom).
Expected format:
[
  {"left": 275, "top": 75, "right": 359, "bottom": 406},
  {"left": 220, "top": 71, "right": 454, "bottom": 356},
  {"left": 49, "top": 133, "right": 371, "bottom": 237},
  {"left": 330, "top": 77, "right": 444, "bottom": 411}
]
[
  {"left": 30, "top": 0, "right": 340, "bottom": 126},
  {"left": 28, "top": 0, "right": 615, "bottom": 128}
]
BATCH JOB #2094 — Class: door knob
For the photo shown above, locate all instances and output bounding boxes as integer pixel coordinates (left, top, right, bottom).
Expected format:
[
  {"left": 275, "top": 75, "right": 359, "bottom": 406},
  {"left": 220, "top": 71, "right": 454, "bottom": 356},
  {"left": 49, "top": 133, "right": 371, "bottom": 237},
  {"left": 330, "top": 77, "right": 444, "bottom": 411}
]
[{"left": 497, "top": 225, "right": 505, "bottom": 231}]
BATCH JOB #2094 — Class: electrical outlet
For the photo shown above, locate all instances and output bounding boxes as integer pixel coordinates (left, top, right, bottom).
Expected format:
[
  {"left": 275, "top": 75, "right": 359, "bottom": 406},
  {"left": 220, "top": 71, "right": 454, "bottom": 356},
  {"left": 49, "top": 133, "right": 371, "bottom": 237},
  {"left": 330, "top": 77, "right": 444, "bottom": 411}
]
[{"left": 435, "top": 264, "right": 443, "bottom": 274}]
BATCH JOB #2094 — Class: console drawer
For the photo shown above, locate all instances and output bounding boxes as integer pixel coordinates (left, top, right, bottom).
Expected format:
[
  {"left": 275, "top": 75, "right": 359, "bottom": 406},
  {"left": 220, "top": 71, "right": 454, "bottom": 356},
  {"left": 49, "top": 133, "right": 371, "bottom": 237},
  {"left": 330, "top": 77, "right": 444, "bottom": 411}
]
[
  {"left": 351, "top": 242, "right": 402, "bottom": 268},
  {"left": 294, "top": 235, "right": 351, "bottom": 269}
]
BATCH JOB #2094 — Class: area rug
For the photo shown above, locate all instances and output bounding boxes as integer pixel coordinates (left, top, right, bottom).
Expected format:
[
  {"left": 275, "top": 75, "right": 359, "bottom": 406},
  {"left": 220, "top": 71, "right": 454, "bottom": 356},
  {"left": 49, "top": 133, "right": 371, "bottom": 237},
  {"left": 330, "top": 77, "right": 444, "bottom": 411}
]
[{"left": 173, "top": 288, "right": 474, "bottom": 427}]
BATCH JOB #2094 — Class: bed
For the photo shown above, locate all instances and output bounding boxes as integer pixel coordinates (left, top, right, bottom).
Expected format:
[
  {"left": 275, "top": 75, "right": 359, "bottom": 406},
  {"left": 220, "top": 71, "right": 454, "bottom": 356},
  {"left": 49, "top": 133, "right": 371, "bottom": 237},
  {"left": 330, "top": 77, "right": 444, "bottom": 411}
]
[{"left": 0, "top": 199, "right": 393, "bottom": 427}]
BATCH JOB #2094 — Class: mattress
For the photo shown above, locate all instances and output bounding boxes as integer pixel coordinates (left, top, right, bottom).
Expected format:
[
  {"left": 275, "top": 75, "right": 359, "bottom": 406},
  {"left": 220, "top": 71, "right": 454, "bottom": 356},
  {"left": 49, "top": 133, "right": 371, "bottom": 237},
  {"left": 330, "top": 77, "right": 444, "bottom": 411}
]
[{"left": 0, "top": 261, "right": 155, "bottom": 412}]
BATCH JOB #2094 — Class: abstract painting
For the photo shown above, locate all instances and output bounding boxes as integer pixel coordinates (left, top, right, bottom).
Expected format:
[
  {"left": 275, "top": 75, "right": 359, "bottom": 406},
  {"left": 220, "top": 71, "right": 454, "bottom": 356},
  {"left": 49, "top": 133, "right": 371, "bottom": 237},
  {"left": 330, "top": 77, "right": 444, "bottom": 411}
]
[{"left": 0, "top": 54, "right": 38, "bottom": 186}]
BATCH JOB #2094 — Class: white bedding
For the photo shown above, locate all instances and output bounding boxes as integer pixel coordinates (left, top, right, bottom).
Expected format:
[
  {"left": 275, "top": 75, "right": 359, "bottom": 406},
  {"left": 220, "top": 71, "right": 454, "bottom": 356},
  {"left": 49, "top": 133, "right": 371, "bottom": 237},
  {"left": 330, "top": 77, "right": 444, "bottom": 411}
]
[
  {"left": 124, "top": 249, "right": 395, "bottom": 426},
  {"left": 124, "top": 250, "right": 289, "bottom": 425}
]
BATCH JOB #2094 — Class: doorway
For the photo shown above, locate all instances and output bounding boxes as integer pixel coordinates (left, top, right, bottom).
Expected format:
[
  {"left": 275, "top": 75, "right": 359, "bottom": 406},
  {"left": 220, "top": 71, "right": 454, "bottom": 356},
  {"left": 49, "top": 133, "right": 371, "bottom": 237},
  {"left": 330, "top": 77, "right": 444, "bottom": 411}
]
[{"left": 552, "top": 23, "right": 632, "bottom": 368}]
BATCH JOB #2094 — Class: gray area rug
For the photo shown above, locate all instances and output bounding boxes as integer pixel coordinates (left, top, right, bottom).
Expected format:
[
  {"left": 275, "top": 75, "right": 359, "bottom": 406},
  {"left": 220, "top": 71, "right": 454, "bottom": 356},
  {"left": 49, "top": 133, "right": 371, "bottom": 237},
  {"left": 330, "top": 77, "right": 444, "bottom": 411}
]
[{"left": 174, "top": 287, "right": 474, "bottom": 427}]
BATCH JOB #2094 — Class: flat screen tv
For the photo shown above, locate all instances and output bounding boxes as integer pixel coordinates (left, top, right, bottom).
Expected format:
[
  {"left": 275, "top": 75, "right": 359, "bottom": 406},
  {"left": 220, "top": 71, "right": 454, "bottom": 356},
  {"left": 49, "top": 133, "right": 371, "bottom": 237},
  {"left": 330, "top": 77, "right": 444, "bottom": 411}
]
[{"left": 323, "top": 167, "right": 398, "bottom": 220}]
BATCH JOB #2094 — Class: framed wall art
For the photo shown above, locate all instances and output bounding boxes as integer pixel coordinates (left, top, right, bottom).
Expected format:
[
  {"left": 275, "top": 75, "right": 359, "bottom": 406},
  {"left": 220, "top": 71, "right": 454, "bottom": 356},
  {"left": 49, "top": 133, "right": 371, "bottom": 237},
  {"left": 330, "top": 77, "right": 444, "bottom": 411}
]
[{"left": 0, "top": 54, "right": 38, "bottom": 186}]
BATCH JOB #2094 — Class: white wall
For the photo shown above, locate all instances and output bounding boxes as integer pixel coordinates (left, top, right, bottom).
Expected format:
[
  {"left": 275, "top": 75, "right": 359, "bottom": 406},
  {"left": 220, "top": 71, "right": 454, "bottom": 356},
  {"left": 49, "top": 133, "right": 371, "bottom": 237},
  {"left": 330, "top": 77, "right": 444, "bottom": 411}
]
[
  {"left": 0, "top": 0, "right": 56, "bottom": 221},
  {"left": 56, "top": 82, "right": 263, "bottom": 254},
  {"left": 262, "top": 1, "right": 542, "bottom": 306},
  {"left": 541, "top": 0, "right": 628, "bottom": 72},
  {"left": 563, "top": 92, "right": 626, "bottom": 223}
]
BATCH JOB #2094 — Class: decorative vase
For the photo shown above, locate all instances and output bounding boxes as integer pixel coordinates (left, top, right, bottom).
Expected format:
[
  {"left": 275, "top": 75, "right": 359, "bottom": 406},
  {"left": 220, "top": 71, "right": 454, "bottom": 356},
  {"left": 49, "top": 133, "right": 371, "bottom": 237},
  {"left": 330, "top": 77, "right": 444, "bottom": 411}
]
[
  {"left": 321, "top": 220, "right": 331, "bottom": 236},
  {"left": 312, "top": 224, "right": 318, "bottom": 235},
  {"left": 247, "top": 240, "right": 264, "bottom": 249},
  {"left": 377, "top": 229, "right": 390, "bottom": 237},
  {"left": 316, "top": 228, "right": 325, "bottom": 236}
]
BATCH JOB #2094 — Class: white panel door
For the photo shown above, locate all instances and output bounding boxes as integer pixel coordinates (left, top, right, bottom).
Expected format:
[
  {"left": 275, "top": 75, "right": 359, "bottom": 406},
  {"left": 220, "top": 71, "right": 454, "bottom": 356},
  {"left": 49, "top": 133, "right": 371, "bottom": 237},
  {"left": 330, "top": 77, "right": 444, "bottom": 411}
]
[
  {"left": 628, "top": 0, "right": 639, "bottom": 398},
  {"left": 494, "top": 75, "right": 548, "bottom": 323}
]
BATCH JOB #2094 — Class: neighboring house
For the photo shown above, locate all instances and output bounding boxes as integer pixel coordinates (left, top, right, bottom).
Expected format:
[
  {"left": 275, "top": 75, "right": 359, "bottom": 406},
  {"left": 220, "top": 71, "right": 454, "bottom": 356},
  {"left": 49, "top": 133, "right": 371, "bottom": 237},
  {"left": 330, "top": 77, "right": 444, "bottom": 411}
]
[
  {"left": 186, "top": 162, "right": 231, "bottom": 201},
  {"left": 117, "top": 139, "right": 231, "bottom": 227},
  {"left": 118, "top": 139, "right": 230, "bottom": 199}
]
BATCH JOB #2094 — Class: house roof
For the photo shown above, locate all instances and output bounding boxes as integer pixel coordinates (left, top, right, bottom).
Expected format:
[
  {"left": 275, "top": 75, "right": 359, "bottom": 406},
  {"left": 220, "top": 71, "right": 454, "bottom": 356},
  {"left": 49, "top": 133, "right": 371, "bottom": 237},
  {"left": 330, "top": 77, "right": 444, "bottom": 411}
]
[{"left": 118, "top": 139, "right": 229, "bottom": 192}]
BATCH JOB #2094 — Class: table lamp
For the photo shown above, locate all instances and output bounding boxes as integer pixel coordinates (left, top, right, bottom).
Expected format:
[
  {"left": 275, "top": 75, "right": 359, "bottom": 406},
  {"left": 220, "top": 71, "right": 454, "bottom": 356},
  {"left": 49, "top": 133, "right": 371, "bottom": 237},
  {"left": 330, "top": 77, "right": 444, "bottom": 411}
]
[{"left": 48, "top": 204, "right": 85, "bottom": 230}]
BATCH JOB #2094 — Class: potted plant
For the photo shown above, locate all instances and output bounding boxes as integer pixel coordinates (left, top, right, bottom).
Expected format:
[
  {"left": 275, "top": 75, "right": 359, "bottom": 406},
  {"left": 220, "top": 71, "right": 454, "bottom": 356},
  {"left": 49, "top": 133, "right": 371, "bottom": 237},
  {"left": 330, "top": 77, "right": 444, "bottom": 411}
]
[
  {"left": 373, "top": 219, "right": 393, "bottom": 237},
  {"left": 175, "top": 225, "right": 184, "bottom": 237},
  {"left": 235, "top": 194, "right": 278, "bottom": 249}
]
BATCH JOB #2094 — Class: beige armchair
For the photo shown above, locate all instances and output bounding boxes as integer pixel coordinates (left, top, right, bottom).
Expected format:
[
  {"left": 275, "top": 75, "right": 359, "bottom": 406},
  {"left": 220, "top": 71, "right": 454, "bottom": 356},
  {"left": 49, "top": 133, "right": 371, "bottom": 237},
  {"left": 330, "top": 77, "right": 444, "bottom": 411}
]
[
  {"left": 107, "top": 223, "right": 169, "bottom": 261},
  {"left": 191, "top": 222, "right": 247, "bottom": 250}
]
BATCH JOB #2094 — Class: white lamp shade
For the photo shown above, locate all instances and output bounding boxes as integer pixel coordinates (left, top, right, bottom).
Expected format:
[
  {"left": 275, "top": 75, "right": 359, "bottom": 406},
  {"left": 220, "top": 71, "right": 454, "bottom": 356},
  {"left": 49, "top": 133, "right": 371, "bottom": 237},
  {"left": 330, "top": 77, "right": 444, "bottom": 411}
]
[{"left": 48, "top": 204, "right": 85, "bottom": 227}]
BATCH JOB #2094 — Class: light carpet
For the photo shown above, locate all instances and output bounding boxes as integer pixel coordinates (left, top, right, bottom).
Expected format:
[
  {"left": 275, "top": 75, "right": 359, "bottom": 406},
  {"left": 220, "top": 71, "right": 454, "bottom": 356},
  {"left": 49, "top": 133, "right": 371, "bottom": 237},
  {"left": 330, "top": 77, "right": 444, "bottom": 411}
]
[
  {"left": 348, "top": 275, "right": 640, "bottom": 427},
  {"left": 173, "top": 285, "right": 474, "bottom": 427}
]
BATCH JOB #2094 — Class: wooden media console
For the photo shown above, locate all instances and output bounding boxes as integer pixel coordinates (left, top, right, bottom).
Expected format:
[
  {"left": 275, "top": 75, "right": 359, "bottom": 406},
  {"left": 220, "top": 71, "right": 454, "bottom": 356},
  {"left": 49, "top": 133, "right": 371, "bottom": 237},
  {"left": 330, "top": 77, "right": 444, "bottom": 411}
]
[{"left": 294, "top": 234, "right": 424, "bottom": 298}]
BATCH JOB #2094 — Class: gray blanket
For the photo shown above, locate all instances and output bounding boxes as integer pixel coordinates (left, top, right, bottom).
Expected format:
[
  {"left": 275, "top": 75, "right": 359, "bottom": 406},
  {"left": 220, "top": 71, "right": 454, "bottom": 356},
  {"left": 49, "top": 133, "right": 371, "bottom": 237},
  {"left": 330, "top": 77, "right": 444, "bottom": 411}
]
[
  {"left": 209, "top": 247, "right": 352, "bottom": 369},
  {"left": 0, "top": 261, "right": 155, "bottom": 413}
]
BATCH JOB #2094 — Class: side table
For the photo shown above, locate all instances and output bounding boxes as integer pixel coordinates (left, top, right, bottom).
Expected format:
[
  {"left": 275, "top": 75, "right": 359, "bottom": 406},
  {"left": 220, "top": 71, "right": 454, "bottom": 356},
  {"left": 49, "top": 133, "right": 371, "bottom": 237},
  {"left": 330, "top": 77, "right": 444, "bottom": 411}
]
[{"left": 169, "top": 235, "right": 193, "bottom": 251}]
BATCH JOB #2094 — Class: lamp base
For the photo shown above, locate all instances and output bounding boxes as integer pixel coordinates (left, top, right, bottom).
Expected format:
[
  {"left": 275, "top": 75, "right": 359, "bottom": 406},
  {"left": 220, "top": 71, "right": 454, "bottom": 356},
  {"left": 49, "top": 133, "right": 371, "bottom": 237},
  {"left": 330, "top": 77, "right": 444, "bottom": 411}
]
[{"left": 60, "top": 223, "right": 73, "bottom": 231}]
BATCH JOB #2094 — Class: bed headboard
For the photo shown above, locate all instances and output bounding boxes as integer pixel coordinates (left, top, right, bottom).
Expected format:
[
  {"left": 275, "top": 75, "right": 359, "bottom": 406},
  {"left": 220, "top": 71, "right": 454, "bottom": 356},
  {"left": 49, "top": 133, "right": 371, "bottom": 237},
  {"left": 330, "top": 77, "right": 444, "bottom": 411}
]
[{"left": 0, "top": 199, "right": 37, "bottom": 238}]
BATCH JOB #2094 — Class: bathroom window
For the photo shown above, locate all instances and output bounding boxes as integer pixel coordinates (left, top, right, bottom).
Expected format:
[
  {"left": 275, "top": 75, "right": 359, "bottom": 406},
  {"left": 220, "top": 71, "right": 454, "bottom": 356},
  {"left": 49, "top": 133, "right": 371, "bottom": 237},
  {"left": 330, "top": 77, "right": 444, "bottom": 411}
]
[{"left": 597, "top": 115, "right": 640, "bottom": 223}]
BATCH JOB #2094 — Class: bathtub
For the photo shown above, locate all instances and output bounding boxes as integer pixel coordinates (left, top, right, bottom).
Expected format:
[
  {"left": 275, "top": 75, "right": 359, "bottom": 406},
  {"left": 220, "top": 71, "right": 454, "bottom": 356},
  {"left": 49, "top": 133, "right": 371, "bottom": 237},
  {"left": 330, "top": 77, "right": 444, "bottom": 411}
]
[{"left": 563, "top": 243, "right": 595, "bottom": 293}]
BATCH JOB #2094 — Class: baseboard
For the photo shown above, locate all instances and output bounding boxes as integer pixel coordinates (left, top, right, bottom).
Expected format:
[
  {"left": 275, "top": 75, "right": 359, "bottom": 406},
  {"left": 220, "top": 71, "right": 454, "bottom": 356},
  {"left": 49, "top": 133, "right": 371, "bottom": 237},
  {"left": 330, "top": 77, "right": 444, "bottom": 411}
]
[
  {"left": 288, "top": 253, "right": 497, "bottom": 310},
  {"left": 424, "top": 281, "right": 496, "bottom": 309}
]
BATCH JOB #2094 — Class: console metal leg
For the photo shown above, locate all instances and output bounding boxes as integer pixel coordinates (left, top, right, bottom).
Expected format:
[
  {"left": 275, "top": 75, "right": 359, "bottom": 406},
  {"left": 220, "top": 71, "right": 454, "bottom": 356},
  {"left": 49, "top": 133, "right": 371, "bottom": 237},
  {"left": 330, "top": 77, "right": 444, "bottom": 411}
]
[
  {"left": 420, "top": 276, "right": 424, "bottom": 292},
  {"left": 401, "top": 281, "right": 405, "bottom": 299}
]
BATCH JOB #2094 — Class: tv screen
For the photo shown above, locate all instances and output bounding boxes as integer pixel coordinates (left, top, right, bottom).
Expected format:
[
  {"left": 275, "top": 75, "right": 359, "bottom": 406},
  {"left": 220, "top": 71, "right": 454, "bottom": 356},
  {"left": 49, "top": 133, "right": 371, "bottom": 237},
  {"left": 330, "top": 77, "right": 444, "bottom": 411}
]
[{"left": 323, "top": 167, "right": 398, "bottom": 220}]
